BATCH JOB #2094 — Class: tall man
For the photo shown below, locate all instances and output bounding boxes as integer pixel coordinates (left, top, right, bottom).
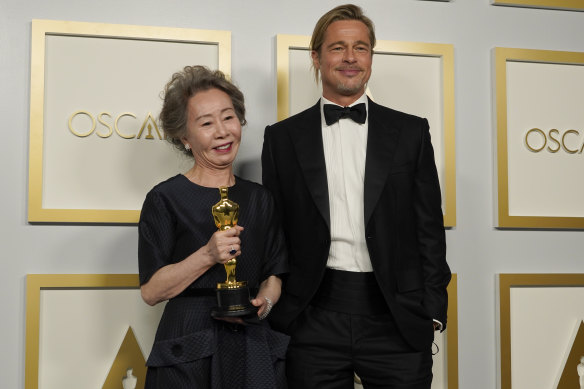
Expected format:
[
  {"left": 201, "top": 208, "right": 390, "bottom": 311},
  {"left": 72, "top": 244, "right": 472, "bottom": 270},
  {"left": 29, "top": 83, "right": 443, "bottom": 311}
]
[{"left": 262, "top": 4, "right": 451, "bottom": 388}]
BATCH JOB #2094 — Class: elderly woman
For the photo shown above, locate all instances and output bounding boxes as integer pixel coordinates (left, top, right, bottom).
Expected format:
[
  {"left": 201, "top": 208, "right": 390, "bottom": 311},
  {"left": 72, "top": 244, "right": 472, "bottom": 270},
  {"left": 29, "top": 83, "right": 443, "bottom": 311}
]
[{"left": 138, "top": 65, "right": 288, "bottom": 388}]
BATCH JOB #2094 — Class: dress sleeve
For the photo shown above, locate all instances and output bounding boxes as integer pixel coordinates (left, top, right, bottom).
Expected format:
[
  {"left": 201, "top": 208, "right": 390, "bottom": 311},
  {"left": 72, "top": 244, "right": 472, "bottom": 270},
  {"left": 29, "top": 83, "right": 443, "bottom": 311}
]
[
  {"left": 261, "top": 191, "right": 289, "bottom": 280},
  {"left": 138, "top": 190, "right": 176, "bottom": 285}
]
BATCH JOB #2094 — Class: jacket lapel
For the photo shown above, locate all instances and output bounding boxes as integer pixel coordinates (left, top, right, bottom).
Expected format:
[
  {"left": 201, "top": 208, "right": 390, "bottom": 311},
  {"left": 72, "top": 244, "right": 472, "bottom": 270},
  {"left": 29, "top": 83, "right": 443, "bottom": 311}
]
[
  {"left": 290, "top": 101, "right": 331, "bottom": 228},
  {"left": 364, "top": 98, "right": 400, "bottom": 225}
]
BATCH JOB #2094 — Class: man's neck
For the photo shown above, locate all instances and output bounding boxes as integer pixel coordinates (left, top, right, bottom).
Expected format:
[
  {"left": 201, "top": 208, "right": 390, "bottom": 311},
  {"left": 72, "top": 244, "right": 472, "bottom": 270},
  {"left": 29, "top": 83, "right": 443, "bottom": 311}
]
[{"left": 322, "top": 92, "right": 366, "bottom": 107}]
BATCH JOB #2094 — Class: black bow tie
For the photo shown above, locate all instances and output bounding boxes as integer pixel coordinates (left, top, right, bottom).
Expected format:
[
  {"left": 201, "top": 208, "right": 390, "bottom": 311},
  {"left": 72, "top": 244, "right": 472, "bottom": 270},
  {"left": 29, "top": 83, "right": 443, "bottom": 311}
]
[{"left": 323, "top": 103, "right": 367, "bottom": 126}]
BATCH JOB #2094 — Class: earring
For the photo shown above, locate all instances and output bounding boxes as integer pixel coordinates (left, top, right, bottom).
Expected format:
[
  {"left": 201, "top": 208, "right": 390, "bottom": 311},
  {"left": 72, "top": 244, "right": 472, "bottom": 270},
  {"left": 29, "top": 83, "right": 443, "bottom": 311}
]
[{"left": 185, "top": 144, "right": 191, "bottom": 151}]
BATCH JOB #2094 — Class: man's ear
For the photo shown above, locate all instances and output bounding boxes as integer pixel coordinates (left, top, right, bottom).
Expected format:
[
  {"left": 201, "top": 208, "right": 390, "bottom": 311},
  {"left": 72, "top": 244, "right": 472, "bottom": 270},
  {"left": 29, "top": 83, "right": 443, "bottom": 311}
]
[{"left": 311, "top": 50, "right": 320, "bottom": 70}]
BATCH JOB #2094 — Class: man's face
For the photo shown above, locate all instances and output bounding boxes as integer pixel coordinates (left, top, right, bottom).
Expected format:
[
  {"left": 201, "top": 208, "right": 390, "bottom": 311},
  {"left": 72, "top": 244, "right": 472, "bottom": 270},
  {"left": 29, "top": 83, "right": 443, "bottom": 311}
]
[{"left": 312, "top": 19, "right": 373, "bottom": 106}]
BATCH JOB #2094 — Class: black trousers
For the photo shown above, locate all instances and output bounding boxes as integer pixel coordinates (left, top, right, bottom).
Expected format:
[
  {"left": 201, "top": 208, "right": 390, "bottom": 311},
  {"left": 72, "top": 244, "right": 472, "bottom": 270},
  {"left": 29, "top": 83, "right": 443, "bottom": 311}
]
[{"left": 286, "top": 270, "right": 433, "bottom": 389}]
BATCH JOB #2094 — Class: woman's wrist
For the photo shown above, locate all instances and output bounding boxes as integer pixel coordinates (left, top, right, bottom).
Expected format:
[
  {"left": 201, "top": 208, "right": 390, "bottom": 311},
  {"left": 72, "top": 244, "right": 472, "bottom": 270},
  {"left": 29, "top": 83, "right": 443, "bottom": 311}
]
[
  {"left": 258, "top": 296, "right": 273, "bottom": 320},
  {"left": 260, "top": 275, "right": 282, "bottom": 302}
]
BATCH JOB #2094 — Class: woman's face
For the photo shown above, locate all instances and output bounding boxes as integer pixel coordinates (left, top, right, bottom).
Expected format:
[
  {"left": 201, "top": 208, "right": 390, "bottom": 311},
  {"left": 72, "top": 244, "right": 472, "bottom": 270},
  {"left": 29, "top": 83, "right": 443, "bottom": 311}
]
[{"left": 182, "top": 88, "right": 241, "bottom": 171}]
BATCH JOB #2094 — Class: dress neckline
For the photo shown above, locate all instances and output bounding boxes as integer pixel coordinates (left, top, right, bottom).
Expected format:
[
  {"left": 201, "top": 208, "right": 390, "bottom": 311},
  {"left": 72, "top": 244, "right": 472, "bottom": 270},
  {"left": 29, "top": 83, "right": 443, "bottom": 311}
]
[{"left": 178, "top": 173, "right": 238, "bottom": 190}]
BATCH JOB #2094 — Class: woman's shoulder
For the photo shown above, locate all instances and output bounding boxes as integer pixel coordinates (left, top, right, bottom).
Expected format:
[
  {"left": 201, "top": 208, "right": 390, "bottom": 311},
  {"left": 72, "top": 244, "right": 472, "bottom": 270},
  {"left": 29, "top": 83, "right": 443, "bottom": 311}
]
[
  {"left": 235, "top": 176, "right": 272, "bottom": 199},
  {"left": 234, "top": 177, "right": 277, "bottom": 217},
  {"left": 146, "top": 174, "right": 187, "bottom": 196},
  {"left": 141, "top": 175, "right": 192, "bottom": 209},
  {"left": 236, "top": 176, "right": 261, "bottom": 190}
]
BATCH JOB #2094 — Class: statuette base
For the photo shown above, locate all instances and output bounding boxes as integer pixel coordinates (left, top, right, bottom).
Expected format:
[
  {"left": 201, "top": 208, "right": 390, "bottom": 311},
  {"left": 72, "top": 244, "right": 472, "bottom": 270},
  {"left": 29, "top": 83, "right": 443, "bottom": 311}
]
[{"left": 211, "top": 283, "right": 258, "bottom": 318}]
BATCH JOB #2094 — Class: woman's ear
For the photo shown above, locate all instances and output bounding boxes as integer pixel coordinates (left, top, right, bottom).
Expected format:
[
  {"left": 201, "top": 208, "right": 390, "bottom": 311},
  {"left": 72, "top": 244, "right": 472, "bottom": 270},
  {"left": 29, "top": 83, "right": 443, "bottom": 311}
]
[{"left": 181, "top": 137, "right": 191, "bottom": 151}]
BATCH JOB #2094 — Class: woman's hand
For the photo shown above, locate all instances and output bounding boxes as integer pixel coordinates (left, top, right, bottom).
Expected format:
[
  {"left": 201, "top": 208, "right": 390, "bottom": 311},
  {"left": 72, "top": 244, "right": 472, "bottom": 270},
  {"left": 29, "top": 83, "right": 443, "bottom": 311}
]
[
  {"left": 251, "top": 275, "right": 282, "bottom": 320},
  {"left": 141, "top": 225, "right": 244, "bottom": 306},
  {"left": 204, "top": 225, "right": 244, "bottom": 264},
  {"left": 250, "top": 296, "right": 272, "bottom": 320}
]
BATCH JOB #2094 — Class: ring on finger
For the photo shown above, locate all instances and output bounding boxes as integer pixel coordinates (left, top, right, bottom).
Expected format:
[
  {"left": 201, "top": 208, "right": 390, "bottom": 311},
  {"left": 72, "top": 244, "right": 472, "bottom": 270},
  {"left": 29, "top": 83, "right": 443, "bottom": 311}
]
[{"left": 229, "top": 246, "right": 237, "bottom": 256}]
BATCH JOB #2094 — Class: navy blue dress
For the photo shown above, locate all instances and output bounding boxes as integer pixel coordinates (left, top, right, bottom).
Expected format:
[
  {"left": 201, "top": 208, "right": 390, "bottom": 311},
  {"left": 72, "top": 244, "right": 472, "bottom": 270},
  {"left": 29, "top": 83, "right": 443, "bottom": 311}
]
[{"left": 139, "top": 175, "right": 289, "bottom": 389}]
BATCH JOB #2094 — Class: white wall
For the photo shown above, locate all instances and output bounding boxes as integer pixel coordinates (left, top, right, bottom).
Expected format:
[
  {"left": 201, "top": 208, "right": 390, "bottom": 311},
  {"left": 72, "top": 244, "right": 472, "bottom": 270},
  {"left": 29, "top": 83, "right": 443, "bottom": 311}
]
[{"left": 1, "top": 0, "right": 583, "bottom": 388}]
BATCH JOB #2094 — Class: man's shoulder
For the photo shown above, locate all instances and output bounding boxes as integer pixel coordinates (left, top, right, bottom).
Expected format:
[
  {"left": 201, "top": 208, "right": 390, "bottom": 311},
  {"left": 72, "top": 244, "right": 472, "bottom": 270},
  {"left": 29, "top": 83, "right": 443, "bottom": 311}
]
[
  {"left": 267, "top": 101, "right": 320, "bottom": 131},
  {"left": 369, "top": 99, "right": 425, "bottom": 124}
]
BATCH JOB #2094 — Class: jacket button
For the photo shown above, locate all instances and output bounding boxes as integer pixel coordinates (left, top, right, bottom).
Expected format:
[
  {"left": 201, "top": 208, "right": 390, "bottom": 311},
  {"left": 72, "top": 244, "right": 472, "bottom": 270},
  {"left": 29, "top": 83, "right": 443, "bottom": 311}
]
[{"left": 171, "top": 344, "right": 183, "bottom": 357}]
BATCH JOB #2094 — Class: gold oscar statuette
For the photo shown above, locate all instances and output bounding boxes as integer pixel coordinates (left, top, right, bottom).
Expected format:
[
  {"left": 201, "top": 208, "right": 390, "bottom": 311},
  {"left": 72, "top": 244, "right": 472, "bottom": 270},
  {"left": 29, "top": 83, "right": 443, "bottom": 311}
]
[{"left": 210, "top": 187, "right": 257, "bottom": 317}]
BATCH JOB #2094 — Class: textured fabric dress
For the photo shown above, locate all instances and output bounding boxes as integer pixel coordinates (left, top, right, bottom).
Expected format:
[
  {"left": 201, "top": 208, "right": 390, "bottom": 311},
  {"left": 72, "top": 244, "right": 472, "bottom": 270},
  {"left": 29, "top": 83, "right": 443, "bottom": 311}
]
[{"left": 138, "top": 175, "right": 289, "bottom": 389}]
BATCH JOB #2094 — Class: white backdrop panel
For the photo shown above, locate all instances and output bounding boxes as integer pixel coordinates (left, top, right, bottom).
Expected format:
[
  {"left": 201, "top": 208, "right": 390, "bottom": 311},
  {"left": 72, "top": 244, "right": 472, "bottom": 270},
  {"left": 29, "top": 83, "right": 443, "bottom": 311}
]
[
  {"left": 510, "top": 286, "right": 584, "bottom": 388},
  {"left": 506, "top": 61, "right": 584, "bottom": 217},
  {"left": 38, "top": 289, "right": 164, "bottom": 389}
]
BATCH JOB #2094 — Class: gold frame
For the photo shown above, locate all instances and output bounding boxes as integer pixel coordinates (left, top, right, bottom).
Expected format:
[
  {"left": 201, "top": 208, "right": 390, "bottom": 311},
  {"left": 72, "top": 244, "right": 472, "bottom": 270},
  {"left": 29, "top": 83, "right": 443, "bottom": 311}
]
[
  {"left": 25, "top": 274, "right": 140, "bottom": 389},
  {"left": 499, "top": 273, "right": 584, "bottom": 389},
  {"left": 492, "top": 0, "right": 584, "bottom": 11},
  {"left": 445, "top": 274, "right": 459, "bottom": 389},
  {"left": 276, "top": 35, "right": 456, "bottom": 227},
  {"left": 494, "top": 47, "right": 584, "bottom": 229},
  {"left": 28, "top": 20, "right": 231, "bottom": 223}
]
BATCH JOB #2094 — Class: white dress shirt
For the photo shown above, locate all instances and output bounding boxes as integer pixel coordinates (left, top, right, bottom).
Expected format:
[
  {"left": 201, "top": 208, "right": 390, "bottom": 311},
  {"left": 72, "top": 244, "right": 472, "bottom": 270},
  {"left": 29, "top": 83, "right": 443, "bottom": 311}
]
[{"left": 320, "top": 94, "right": 372, "bottom": 272}]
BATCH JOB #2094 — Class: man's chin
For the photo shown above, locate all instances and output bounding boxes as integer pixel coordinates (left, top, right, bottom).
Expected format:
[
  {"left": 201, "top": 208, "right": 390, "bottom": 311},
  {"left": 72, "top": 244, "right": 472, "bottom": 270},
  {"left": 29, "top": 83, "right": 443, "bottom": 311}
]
[{"left": 336, "top": 84, "right": 365, "bottom": 97}]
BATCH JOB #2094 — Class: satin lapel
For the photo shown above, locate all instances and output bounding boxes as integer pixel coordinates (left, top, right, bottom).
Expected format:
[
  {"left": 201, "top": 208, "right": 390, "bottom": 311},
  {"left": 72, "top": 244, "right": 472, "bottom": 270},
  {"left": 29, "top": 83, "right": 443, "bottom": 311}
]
[
  {"left": 290, "top": 101, "right": 330, "bottom": 228},
  {"left": 364, "top": 99, "right": 400, "bottom": 225}
]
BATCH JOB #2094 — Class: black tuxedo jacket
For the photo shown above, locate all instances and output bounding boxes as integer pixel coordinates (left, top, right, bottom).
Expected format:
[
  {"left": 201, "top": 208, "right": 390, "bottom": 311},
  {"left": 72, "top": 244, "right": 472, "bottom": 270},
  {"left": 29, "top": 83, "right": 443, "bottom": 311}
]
[{"left": 261, "top": 98, "right": 451, "bottom": 350}]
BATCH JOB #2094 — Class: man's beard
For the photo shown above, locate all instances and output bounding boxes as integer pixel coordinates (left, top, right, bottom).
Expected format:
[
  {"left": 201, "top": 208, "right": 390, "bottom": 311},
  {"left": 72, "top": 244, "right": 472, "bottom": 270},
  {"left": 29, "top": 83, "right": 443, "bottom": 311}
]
[{"left": 335, "top": 80, "right": 365, "bottom": 96}]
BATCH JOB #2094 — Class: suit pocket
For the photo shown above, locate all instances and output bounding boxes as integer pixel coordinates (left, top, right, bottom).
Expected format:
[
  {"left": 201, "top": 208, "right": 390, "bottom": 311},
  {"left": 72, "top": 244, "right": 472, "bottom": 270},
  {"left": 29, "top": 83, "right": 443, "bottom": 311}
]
[
  {"left": 395, "top": 289, "right": 431, "bottom": 320},
  {"left": 395, "top": 268, "right": 430, "bottom": 320}
]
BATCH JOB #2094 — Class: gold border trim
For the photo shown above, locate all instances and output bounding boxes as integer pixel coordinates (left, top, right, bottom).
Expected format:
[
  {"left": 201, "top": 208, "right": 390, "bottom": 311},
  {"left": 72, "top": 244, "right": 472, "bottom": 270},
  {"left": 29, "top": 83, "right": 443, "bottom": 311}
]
[
  {"left": 28, "top": 19, "right": 231, "bottom": 224},
  {"left": 494, "top": 47, "right": 584, "bottom": 229},
  {"left": 276, "top": 35, "right": 456, "bottom": 227},
  {"left": 493, "top": 0, "right": 584, "bottom": 11},
  {"left": 498, "top": 273, "right": 584, "bottom": 389},
  {"left": 25, "top": 274, "right": 140, "bottom": 389},
  {"left": 446, "top": 274, "right": 459, "bottom": 389}
]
